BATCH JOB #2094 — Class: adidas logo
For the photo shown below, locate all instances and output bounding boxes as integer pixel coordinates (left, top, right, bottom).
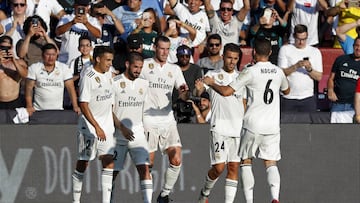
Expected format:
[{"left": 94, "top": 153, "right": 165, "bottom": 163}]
[{"left": 343, "top": 63, "right": 348, "bottom": 67}]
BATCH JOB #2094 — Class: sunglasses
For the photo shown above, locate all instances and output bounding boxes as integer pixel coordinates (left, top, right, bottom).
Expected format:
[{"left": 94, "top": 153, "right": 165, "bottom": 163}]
[
  {"left": 178, "top": 54, "right": 190, "bottom": 58},
  {"left": 220, "top": 7, "right": 233, "bottom": 12},
  {"left": 13, "top": 3, "right": 26, "bottom": 7},
  {"left": 209, "top": 43, "right": 220, "bottom": 47}
]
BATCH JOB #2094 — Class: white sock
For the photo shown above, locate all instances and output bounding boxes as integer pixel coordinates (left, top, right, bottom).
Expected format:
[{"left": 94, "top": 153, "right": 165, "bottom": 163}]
[
  {"left": 225, "top": 178, "right": 238, "bottom": 203},
  {"left": 161, "top": 164, "right": 181, "bottom": 197},
  {"left": 240, "top": 165, "right": 254, "bottom": 203},
  {"left": 102, "top": 168, "right": 114, "bottom": 203},
  {"left": 266, "top": 165, "right": 280, "bottom": 201},
  {"left": 72, "top": 170, "right": 84, "bottom": 203},
  {"left": 140, "top": 179, "right": 153, "bottom": 203},
  {"left": 201, "top": 175, "right": 218, "bottom": 196}
]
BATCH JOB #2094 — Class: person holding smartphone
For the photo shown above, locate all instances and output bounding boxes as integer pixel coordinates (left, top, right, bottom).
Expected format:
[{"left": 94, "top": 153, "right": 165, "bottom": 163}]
[
  {"left": 55, "top": 0, "right": 101, "bottom": 65},
  {"left": 278, "top": 24, "right": 323, "bottom": 112}
]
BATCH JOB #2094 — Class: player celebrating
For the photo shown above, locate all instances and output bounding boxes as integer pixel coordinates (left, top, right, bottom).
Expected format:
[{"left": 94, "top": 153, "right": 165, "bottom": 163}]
[
  {"left": 112, "top": 52, "right": 153, "bottom": 203},
  {"left": 140, "top": 35, "right": 189, "bottom": 203},
  {"left": 196, "top": 43, "right": 246, "bottom": 203},
  {"left": 203, "top": 39, "right": 290, "bottom": 203}
]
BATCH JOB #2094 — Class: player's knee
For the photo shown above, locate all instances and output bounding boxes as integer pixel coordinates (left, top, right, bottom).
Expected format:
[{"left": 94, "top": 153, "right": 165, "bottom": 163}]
[
  {"left": 169, "top": 157, "right": 182, "bottom": 166},
  {"left": 264, "top": 160, "right": 277, "bottom": 168},
  {"left": 240, "top": 159, "right": 252, "bottom": 165},
  {"left": 212, "top": 164, "right": 225, "bottom": 176}
]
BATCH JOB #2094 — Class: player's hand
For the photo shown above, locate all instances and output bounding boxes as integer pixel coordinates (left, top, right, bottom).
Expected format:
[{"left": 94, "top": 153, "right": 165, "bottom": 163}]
[
  {"left": 179, "top": 84, "right": 189, "bottom": 92},
  {"left": 202, "top": 76, "right": 215, "bottom": 86},
  {"left": 121, "top": 126, "right": 134, "bottom": 141},
  {"left": 95, "top": 127, "right": 106, "bottom": 141}
]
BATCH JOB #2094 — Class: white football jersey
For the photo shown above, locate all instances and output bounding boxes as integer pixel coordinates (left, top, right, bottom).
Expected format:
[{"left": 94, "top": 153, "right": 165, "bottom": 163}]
[
  {"left": 79, "top": 68, "right": 115, "bottom": 136},
  {"left": 112, "top": 73, "right": 149, "bottom": 140},
  {"left": 140, "top": 58, "right": 187, "bottom": 127},
  {"left": 27, "top": 61, "right": 72, "bottom": 110},
  {"left": 230, "top": 61, "right": 289, "bottom": 134},
  {"left": 206, "top": 68, "right": 246, "bottom": 137}
]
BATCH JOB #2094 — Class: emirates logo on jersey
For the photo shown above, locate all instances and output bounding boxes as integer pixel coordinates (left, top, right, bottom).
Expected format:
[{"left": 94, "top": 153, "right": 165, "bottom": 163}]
[
  {"left": 139, "top": 88, "right": 143, "bottom": 95},
  {"left": 168, "top": 72, "right": 173, "bottom": 78},
  {"left": 218, "top": 74, "right": 224, "bottom": 80}
]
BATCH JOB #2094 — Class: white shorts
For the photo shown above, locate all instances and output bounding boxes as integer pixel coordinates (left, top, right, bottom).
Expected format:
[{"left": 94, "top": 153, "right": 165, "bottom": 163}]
[
  {"left": 113, "top": 130, "right": 150, "bottom": 171},
  {"left": 209, "top": 132, "right": 241, "bottom": 165},
  {"left": 239, "top": 128, "right": 281, "bottom": 161},
  {"left": 330, "top": 110, "right": 354, "bottom": 123},
  {"left": 77, "top": 131, "right": 115, "bottom": 161},
  {"left": 146, "top": 123, "right": 182, "bottom": 153}
]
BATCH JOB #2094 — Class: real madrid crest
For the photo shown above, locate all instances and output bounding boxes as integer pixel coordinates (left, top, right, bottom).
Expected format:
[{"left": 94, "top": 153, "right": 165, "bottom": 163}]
[
  {"left": 168, "top": 72, "right": 173, "bottom": 78},
  {"left": 149, "top": 63, "right": 154, "bottom": 69},
  {"left": 218, "top": 74, "right": 224, "bottom": 80},
  {"left": 120, "top": 81, "right": 126, "bottom": 93},
  {"left": 139, "top": 88, "right": 143, "bottom": 95},
  {"left": 95, "top": 76, "right": 101, "bottom": 83}
]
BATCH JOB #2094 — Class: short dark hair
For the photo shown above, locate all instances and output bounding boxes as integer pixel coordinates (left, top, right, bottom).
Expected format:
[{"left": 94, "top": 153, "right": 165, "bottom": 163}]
[
  {"left": 223, "top": 43, "right": 242, "bottom": 64},
  {"left": 127, "top": 51, "right": 144, "bottom": 64},
  {"left": 23, "top": 15, "right": 47, "bottom": 35},
  {"left": 0, "top": 35, "right": 12, "bottom": 45},
  {"left": 294, "top": 24, "right": 308, "bottom": 35},
  {"left": 154, "top": 35, "right": 170, "bottom": 46},
  {"left": 41, "top": 43, "right": 57, "bottom": 53},
  {"left": 254, "top": 38, "right": 271, "bottom": 56},
  {"left": 354, "top": 36, "right": 360, "bottom": 46},
  {"left": 93, "top": 45, "right": 114, "bottom": 60},
  {"left": 207, "top": 33, "right": 222, "bottom": 44},
  {"left": 78, "top": 35, "right": 92, "bottom": 47}
]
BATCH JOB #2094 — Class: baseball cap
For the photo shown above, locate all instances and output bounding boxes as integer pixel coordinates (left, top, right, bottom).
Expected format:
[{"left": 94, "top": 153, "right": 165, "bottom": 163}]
[
  {"left": 200, "top": 92, "right": 210, "bottom": 101},
  {"left": 74, "top": 0, "right": 90, "bottom": 6},
  {"left": 127, "top": 34, "right": 143, "bottom": 49},
  {"left": 177, "top": 45, "right": 192, "bottom": 56}
]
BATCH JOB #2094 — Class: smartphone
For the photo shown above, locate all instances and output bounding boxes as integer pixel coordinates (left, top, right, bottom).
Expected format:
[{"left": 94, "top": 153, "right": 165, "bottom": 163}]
[
  {"left": 169, "top": 20, "right": 176, "bottom": 29},
  {"left": 0, "top": 46, "right": 10, "bottom": 59},
  {"left": 32, "top": 18, "right": 39, "bottom": 27},
  {"left": 263, "top": 8, "right": 272, "bottom": 24},
  {"left": 303, "top": 57, "right": 309, "bottom": 60},
  {"left": 77, "top": 7, "right": 85, "bottom": 15}
]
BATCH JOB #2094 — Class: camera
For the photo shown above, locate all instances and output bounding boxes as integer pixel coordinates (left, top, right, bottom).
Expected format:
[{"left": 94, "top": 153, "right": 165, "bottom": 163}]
[
  {"left": 303, "top": 57, "right": 309, "bottom": 61},
  {"left": 31, "top": 18, "right": 39, "bottom": 27},
  {"left": 77, "top": 7, "right": 85, "bottom": 15},
  {"left": 174, "top": 99, "right": 195, "bottom": 123},
  {"left": 0, "top": 46, "right": 11, "bottom": 59}
]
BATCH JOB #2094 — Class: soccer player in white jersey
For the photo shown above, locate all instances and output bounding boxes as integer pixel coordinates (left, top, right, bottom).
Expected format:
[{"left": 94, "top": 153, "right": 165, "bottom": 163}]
[
  {"left": 196, "top": 43, "right": 246, "bottom": 203},
  {"left": 72, "top": 46, "right": 132, "bottom": 203},
  {"left": 203, "top": 39, "right": 290, "bottom": 203},
  {"left": 140, "top": 35, "right": 189, "bottom": 203},
  {"left": 112, "top": 52, "right": 153, "bottom": 203}
]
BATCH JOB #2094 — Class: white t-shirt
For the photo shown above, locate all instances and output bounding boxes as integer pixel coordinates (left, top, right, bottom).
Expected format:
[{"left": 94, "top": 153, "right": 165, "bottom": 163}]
[
  {"left": 209, "top": 14, "right": 243, "bottom": 47},
  {"left": 140, "top": 58, "right": 187, "bottom": 127},
  {"left": 206, "top": 68, "right": 245, "bottom": 137},
  {"left": 289, "top": 0, "right": 320, "bottom": 45},
  {"left": 79, "top": 68, "right": 115, "bottom": 136},
  {"left": 27, "top": 61, "right": 72, "bottom": 110},
  {"left": 56, "top": 13, "right": 101, "bottom": 64},
  {"left": 1, "top": 16, "right": 25, "bottom": 58},
  {"left": 278, "top": 44, "right": 323, "bottom": 99},
  {"left": 26, "top": 0, "right": 64, "bottom": 34},
  {"left": 168, "top": 36, "right": 193, "bottom": 64},
  {"left": 112, "top": 5, "right": 143, "bottom": 41},
  {"left": 112, "top": 73, "right": 149, "bottom": 140},
  {"left": 230, "top": 61, "right": 289, "bottom": 134},
  {"left": 173, "top": 2, "right": 210, "bottom": 46}
]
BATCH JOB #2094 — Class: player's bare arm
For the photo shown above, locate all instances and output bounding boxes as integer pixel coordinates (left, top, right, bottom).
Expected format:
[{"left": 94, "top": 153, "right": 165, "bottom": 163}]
[
  {"left": 80, "top": 102, "right": 106, "bottom": 141},
  {"left": 203, "top": 76, "right": 235, "bottom": 96}
]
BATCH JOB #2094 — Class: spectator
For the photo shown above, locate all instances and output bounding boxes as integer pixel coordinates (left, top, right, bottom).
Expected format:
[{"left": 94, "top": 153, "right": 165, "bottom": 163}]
[
  {"left": 25, "top": 0, "right": 66, "bottom": 35},
  {"left": 0, "top": 36, "right": 28, "bottom": 109},
  {"left": 327, "top": 36, "right": 360, "bottom": 123},
  {"left": 0, "top": 0, "right": 11, "bottom": 20},
  {"left": 55, "top": 0, "right": 101, "bottom": 64},
  {"left": 69, "top": 35, "right": 94, "bottom": 90},
  {"left": 115, "top": 33, "right": 144, "bottom": 74},
  {"left": 336, "top": 18, "right": 360, "bottom": 54},
  {"left": 251, "top": 8, "right": 288, "bottom": 65},
  {"left": 189, "top": 91, "right": 212, "bottom": 123},
  {"left": 168, "top": 0, "right": 210, "bottom": 48},
  {"left": 25, "top": 43, "right": 80, "bottom": 116},
  {"left": 196, "top": 33, "right": 223, "bottom": 74},
  {"left": 17, "top": 15, "right": 58, "bottom": 66},
  {"left": 203, "top": 0, "right": 250, "bottom": 49},
  {"left": 287, "top": 0, "right": 328, "bottom": 46},
  {"left": 100, "top": 0, "right": 123, "bottom": 11},
  {"left": 91, "top": 2, "right": 125, "bottom": 48},
  {"left": 132, "top": 7, "right": 161, "bottom": 59},
  {"left": 278, "top": 24, "right": 323, "bottom": 112},
  {"left": 0, "top": 0, "right": 28, "bottom": 58},
  {"left": 164, "top": 15, "right": 196, "bottom": 64}
]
